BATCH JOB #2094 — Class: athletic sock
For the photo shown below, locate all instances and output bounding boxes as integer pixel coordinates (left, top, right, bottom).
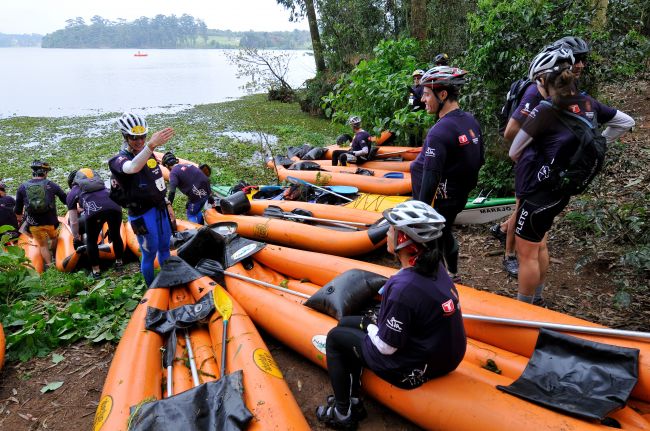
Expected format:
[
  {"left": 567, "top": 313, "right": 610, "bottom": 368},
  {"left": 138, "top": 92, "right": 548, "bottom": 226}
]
[
  {"left": 517, "top": 293, "right": 535, "bottom": 303},
  {"left": 534, "top": 284, "right": 545, "bottom": 300},
  {"left": 505, "top": 253, "right": 516, "bottom": 259}
]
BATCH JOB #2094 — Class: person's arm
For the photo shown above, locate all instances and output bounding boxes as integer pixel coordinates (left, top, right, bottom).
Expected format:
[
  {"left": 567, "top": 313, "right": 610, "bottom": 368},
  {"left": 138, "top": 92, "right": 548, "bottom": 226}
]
[
  {"left": 14, "top": 187, "right": 24, "bottom": 223},
  {"left": 67, "top": 209, "right": 80, "bottom": 239},
  {"left": 509, "top": 130, "right": 533, "bottom": 162},
  {"left": 418, "top": 170, "right": 441, "bottom": 206},
  {"left": 503, "top": 117, "right": 523, "bottom": 142},
  {"left": 601, "top": 110, "right": 635, "bottom": 144},
  {"left": 55, "top": 184, "right": 68, "bottom": 205},
  {"left": 419, "top": 133, "right": 447, "bottom": 206},
  {"left": 122, "top": 128, "right": 175, "bottom": 174},
  {"left": 167, "top": 173, "right": 178, "bottom": 204},
  {"left": 366, "top": 324, "right": 397, "bottom": 355}
]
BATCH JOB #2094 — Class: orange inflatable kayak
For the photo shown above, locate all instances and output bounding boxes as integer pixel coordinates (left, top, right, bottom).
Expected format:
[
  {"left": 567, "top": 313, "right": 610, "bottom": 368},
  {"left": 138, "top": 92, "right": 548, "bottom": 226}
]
[
  {"left": 246, "top": 244, "right": 650, "bottom": 404},
  {"left": 0, "top": 322, "right": 5, "bottom": 372},
  {"left": 325, "top": 144, "right": 420, "bottom": 161},
  {"left": 17, "top": 233, "right": 44, "bottom": 273},
  {"left": 218, "top": 245, "right": 650, "bottom": 430},
  {"left": 95, "top": 257, "right": 308, "bottom": 431},
  {"left": 56, "top": 217, "right": 127, "bottom": 272},
  {"left": 272, "top": 163, "right": 412, "bottom": 195},
  {"left": 204, "top": 208, "right": 388, "bottom": 256},
  {"left": 302, "top": 158, "right": 412, "bottom": 172}
]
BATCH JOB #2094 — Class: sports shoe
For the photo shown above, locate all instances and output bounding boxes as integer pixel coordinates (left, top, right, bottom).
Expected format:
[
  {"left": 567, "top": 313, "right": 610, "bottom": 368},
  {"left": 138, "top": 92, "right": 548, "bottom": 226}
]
[
  {"left": 533, "top": 297, "right": 548, "bottom": 308},
  {"left": 315, "top": 403, "right": 358, "bottom": 430},
  {"left": 489, "top": 223, "right": 507, "bottom": 245},
  {"left": 502, "top": 256, "right": 519, "bottom": 278},
  {"left": 91, "top": 271, "right": 101, "bottom": 280},
  {"left": 326, "top": 395, "right": 367, "bottom": 422},
  {"left": 114, "top": 259, "right": 124, "bottom": 268}
]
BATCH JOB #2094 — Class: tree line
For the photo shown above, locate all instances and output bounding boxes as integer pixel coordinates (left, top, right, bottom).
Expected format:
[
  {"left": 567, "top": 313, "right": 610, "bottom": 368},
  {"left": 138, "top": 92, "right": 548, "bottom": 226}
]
[
  {"left": 0, "top": 33, "right": 42, "bottom": 47},
  {"left": 38, "top": 15, "right": 311, "bottom": 49}
]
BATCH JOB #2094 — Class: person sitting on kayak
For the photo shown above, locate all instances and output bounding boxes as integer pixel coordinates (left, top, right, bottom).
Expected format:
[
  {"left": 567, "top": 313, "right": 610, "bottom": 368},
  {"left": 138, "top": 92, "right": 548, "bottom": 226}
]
[
  {"left": 410, "top": 66, "right": 485, "bottom": 283},
  {"left": 331, "top": 116, "right": 372, "bottom": 166},
  {"left": 161, "top": 152, "right": 215, "bottom": 225},
  {"left": 108, "top": 112, "right": 175, "bottom": 286},
  {"left": 317, "top": 200, "right": 466, "bottom": 430}
]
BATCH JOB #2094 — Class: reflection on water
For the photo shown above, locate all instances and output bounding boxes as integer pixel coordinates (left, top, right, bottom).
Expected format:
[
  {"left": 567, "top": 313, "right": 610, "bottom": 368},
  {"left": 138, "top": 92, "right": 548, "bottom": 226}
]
[
  {"left": 0, "top": 48, "right": 315, "bottom": 118},
  {"left": 214, "top": 130, "right": 279, "bottom": 145}
]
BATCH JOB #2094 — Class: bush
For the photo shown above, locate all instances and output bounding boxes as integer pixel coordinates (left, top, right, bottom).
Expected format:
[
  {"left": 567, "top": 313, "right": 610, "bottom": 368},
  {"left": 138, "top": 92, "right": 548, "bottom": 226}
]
[{"left": 298, "top": 72, "right": 338, "bottom": 116}]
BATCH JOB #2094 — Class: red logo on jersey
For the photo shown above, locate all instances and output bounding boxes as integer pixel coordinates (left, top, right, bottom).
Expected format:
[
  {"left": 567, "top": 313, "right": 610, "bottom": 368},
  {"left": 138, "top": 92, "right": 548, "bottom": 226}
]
[
  {"left": 458, "top": 135, "right": 469, "bottom": 146},
  {"left": 442, "top": 299, "right": 455, "bottom": 315},
  {"left": 569, "top": 105, "right": 580, "bottom": 114}
]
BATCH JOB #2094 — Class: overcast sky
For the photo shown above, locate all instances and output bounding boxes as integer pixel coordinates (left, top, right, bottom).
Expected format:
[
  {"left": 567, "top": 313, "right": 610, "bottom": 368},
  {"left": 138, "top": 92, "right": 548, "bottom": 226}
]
[{"left": 0, "top": 0, "right": 309, "bottom": 34}]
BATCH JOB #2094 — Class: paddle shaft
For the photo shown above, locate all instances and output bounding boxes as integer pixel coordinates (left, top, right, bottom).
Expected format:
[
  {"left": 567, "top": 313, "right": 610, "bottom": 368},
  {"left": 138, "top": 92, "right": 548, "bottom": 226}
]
[
  {"left": 220, "top": 320, "right": 228, "bottom": 378},
  {"left": 184, "top": 330, "right": 200, "bottom": 386},
  {"left": 374, "top": 149, "right": 420, "bottom": 158},
  {"left": 223, "top": 269, "right": 650, "bottom": 341},
  {"left": 464, "top": 314, "right": 650, "bottom": 340},
  {"left": 212, "top": 287, "right": 233, "bottom": 379},
  {"left": 265, "top": 210, "right": 371, "bottom": 227},
  {"left": 287, "top": 176, "right": 353, "bottom": 202}
]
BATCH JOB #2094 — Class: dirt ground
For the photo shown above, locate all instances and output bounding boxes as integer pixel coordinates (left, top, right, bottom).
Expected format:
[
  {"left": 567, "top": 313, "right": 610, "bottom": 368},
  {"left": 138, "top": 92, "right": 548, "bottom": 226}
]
[{"left": 0, "top": 79, "right": 648, "bottom": 430}]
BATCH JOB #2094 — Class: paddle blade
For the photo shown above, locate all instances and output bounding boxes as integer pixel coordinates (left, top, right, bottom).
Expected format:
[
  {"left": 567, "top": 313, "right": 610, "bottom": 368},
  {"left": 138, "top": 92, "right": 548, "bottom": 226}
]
[{"left": 213, "top": 285, "right": 232, "bottom": 322}]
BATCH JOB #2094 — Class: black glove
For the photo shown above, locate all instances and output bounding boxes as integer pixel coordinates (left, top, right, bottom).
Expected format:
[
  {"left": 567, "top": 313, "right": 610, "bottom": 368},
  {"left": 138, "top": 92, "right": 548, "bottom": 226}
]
[
  {"left": 360, "top": 315, "right": 375, "bottom": 332},
  {"left": 73, "top": 237, "right": 84, "bottom": 250}
]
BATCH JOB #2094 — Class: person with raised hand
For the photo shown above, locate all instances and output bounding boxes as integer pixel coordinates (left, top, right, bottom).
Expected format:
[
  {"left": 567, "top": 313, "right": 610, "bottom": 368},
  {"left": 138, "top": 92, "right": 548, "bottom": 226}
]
[
  {"left": 316, "top": 201, "right": 466, "bottom": 430},
  {"left": 108, "top": 112, "right": 175, "bottom": 286},
  {"left": 410, "top": 66, "right": 485, "bottom": 282},
  {"left": 509, "top": 47, "right": 634, "bottom": 306}
]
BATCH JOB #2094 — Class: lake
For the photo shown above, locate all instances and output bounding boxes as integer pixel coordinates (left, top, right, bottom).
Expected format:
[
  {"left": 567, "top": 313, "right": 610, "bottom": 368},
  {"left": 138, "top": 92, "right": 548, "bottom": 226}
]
[{"left": 0, "top": 48, "right": 315, "bottom": 118}]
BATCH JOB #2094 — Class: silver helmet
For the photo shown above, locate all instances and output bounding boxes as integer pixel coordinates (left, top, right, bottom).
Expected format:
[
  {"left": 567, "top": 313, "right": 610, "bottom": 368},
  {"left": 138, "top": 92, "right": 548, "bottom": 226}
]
[
  {"left": 383, "top": 200, "right": 446, "bottom": 250},
  {"left": 117, "top": 112, "right": 148, "bottom": 136}
]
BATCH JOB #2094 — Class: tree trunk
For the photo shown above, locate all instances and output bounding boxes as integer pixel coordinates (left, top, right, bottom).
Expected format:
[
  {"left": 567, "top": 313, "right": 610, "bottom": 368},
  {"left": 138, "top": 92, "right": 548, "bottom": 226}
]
[
  {"left": 304, "top": 0, "right": 326, "bottom": 72},
  {"left": 410, "top": 0, "right": 427, "bottom": 41},
  {"left": 592, "top": 0, "right": 608, "bottom": 29}
]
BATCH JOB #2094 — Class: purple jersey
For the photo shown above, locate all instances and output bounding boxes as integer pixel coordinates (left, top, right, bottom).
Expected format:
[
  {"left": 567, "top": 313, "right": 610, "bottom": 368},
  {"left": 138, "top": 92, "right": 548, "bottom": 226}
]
[
  {"left": 0, "top": 195, "right": 19, "bottom": 232},
  {"left": 168, "top": 164, "right": 211, "bottom": 203},
  {"left": 515, "top": 95, "right": 617, "bottom": 197},
  {"left": 510, "top": 84, "right": 544, "bottom": 125},
  {"left": 410, "top": 110, "right": 484, "bottom": 202},
  {"left": 351, "top": 130, "right": 371, "bottom": 153},
  {"left": 108, "top": 150, "right": 166, "bottom": 216},
  {"left": 14, "top": 179, "right": 67, "bottom": 227},
  {"left": 67, "top": 185, "right": 122, "bottom": 217},
  {"left": 362, "top": 266, "right": 466, "bottom": 374}
]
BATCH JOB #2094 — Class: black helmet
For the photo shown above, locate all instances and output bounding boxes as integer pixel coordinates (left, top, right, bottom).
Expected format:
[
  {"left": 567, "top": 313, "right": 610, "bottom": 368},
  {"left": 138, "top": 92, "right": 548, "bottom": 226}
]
[
  {"left": 162, "top": 152, "right": 179, "bottom": 168},
  {"left": 199, "top": 163, "right": 212, "bottom": 178},
  {"left": 552, "top": 36, "right": 589, "bottom": 56},
  {"left": 433, "top": 53, "right": 449, "bottom": 66},
  {"left": 0, "top": 180, "right": 6, "bottom": 191},
  {"left": 31, "top": 160, "right": 51, "bottom": 172},
  {"left": 67, "top": 170, "right": 79, "bottom": 189}
]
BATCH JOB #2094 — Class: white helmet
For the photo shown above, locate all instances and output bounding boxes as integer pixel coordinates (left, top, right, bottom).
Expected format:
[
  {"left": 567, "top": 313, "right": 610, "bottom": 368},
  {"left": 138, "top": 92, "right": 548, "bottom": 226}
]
[
  {"left": 528, "top": 47, "right": 574, "bottom": 81},
  {"left": 347, "top": 116, "right": 362, "bottom": 126},
  {"left": 117, "top": 112, "right": 148, "bottom": 136},
  {"left": 383, "top": 201, "right": 445, "bottom": 249}
]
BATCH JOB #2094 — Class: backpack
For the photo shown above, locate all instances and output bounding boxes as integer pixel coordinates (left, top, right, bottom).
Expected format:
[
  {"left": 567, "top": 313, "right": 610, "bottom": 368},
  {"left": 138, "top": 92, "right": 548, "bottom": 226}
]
[
  {"left": 498, "top": 78, "right": 533, "bottom": 136},
  {"left": 74, "top": 169, "right": 105, "bottom": 193},
  {"left": 25, "top": 179, "right": 54, "bottom": 214},
  {"left": 542, "top": 101, "right": 607, "bottom": 196}
]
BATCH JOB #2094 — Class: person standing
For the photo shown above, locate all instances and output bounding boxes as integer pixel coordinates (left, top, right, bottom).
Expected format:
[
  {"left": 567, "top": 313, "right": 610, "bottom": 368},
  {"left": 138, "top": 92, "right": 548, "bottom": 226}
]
[
  {"left": 316, "top": 201, "right": 465, "bottom": 430},
  {"left": 14, "top": 160, "right": 67, "bottom": 268},
  {"left": 509, "top": 47, "right": 634, "bottom": 305},
  {"left": 161, "top": 152, "right": 215, "bottom": 225},
  {"left": 410, "top": 66, "right": 485, "bottom": 282},
  {"left": 0, "top": 181, "right": 19, "bottom": 240},
  {"left": 66, "top": 168, "right": 124, "bottom": 279},
  {"left": 108, "top": 112, "right": 175, "bottom": 286},
  {"left": 331, "top": 116, "right": 372, "bottom": 167}
]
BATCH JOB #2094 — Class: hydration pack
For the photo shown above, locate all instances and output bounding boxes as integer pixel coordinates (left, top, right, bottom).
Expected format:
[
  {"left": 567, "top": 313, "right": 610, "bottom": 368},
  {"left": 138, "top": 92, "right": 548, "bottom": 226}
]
[
  {"left": 543, "top": 101, "right": 607, "bottom": 196},
  {"left": 25, "top": 179, "right": 54, "bottom": 214},
  {"left": 75, "top": 168, "right": 105, "bottom": 193},
  {"left": 498, "top": 78, "right": 533, "bottom": 136}
]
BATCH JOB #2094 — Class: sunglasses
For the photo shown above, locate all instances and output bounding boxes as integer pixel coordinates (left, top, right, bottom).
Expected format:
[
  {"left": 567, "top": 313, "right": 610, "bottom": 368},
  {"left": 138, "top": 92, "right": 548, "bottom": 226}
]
[
  {"left": 574, "top": 55, "right": 587, "bottom": 64},
  {"left": 127, "top": 134, "right": 147, "bottom": 141}
]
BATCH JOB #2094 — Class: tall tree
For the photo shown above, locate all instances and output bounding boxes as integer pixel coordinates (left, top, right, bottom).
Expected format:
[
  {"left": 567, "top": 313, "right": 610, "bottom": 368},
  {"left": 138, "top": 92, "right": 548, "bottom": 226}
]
[
  {"left": 410, "top": 0, "right": 427, "bottom": 40},
  {"left": 277, "top": 0, "right": 326, "bottom": 72}
]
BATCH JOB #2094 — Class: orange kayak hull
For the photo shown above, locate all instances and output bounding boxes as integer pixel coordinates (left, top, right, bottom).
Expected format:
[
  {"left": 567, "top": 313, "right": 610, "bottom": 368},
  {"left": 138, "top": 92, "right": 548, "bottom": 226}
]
[
  {"left": 325, "top": 144, "right": 420, "bottom": 161},
  {"left": 17, "top": 233, "right": 44, "bottom": 273}
]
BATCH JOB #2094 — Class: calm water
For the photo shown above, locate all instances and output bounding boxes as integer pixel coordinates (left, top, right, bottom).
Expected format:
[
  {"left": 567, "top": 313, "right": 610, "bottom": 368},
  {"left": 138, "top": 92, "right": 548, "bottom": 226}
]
[{"left": 0, "top": 48, "right": 315, "bottom": 118}]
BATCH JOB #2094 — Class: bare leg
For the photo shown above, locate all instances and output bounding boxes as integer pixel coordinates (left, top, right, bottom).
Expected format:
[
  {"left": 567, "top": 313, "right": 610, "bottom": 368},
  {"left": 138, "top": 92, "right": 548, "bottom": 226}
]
[
  {"left": 515, "top": 235, "right": 541, "bottom": 299},
  {"left": 538, "top": 234, "right": 549, "bottom": 284}
]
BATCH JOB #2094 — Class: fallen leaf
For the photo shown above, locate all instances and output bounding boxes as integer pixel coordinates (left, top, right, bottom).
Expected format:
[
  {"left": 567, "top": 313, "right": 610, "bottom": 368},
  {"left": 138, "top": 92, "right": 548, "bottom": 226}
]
[
  {"left": 40, "top": 381, "right": 64, "bottom": 393},
  {"left": 51, "top": 353, "right": 65, "bottom": 364}
]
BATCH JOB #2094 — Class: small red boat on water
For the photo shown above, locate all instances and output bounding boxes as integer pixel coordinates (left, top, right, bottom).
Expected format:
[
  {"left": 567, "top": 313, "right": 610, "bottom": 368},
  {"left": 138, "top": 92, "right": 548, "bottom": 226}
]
[{"left": 134, "top": 51, "right": 148, "bottom": 57}]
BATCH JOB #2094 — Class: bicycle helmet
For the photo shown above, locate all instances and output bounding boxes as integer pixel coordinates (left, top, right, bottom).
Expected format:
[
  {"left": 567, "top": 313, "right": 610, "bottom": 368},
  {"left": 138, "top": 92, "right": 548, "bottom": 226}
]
[
  {"left": 162, "top": 151, "right": 179, "bottom": 168},
  {"left": 420, "top": 66, "right": 468, "bottom": 89},
  {"left": 0, "top": 180, "right": 6, "bottom": 191},
  {"left": 117, "top": 112, "right": 148, "bottom": 136},
  {"left": 433, "top": 53, "right": 449, "bottom": 66},
  {"left": 528, "top": 47, "right": 574, "bottom": 80},
  {"left": 383, "top": 201, "right": 445, "bottom": 250},
  {"left": 30, "top": 160, "right": 51, "bottom": 172},
  {"left": 347, "top": 116, "right": 362, "bottom": 127},
  {"left": 67, "top": 169, "right": 79, "bottom": 189},
  {"left": 412, "top": 69, "right": 425, "bottom": 77},
  {"left": 552, "top": 36, "right": 589, "bottom": 55}
]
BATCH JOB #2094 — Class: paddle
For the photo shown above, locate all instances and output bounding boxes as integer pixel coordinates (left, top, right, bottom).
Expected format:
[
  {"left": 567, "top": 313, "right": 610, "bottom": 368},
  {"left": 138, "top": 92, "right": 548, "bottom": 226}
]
[
  {"left": 214, "top": 267, "right": 650, "bottom": 341},
  {"left": 212, "top": 285, "right": 233, "bottom": 378},
  {"left": 374, "top": 149, "right": 420, "bottom": 158},
  {"left": 184, "top": 330, "right": 200, "bottom": 386},
  {"left": 287, "top": 176, "right": 354, "bottom": 202},
  {"left": 262, "top": 205, "right": 370, "bottom": 229}
]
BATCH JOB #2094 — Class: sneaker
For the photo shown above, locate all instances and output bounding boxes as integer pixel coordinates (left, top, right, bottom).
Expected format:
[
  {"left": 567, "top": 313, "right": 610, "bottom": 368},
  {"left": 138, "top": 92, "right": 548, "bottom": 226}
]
[
  {"left": 114, "top": 259, "right": 124, "bottom": 268},
  {"left": 502, "top": 256, "right": 519, "bottom": 278},
  {"left": 91, "top": 271, "right": 101, "bottom": 280},
  {"left": 489, "top": 223, "right": 507, "bottom": 245},
  {"left": 326, "top": 395, "right": 367, "bottom": 422},
  {"left": 533, "top": 297, "right": 548, "bottom": 308},
  {"left": 315, "top": 404, "right": 358, "bottom": 430}
]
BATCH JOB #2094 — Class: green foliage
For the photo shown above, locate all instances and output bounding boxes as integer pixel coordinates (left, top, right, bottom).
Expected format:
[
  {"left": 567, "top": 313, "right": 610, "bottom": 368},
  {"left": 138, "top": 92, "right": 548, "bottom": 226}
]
[
  {"left": 322, "top": 38, "right": 433, "bottom": 139},
  {"left": 298, "top": 71, "right": 338, "bottom": 116}
]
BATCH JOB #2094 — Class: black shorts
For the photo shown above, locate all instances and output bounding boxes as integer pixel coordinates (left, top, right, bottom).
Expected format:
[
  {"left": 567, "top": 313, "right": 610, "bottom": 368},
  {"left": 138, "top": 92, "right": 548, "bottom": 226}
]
[{"left": 515, "top": 190, "right": 570, "bottom": 243}]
